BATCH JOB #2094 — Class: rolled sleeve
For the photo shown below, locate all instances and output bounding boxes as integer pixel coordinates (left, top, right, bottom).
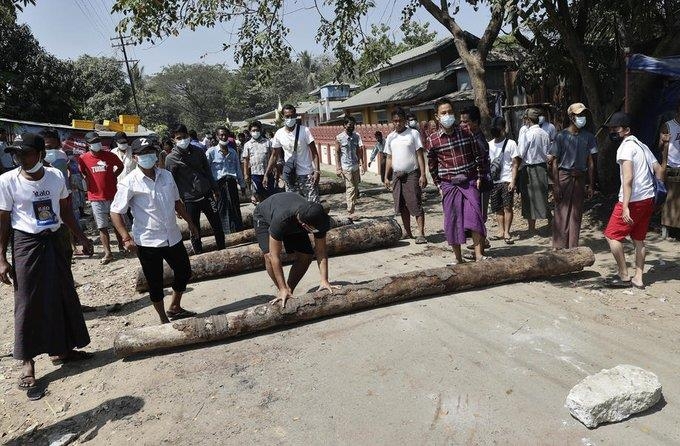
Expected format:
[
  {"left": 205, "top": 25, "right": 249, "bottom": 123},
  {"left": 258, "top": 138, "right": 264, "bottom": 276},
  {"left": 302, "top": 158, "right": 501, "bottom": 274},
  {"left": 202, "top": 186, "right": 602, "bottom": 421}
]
[{"left": 110, "top": 181, "right": 132, "bottom": 214}]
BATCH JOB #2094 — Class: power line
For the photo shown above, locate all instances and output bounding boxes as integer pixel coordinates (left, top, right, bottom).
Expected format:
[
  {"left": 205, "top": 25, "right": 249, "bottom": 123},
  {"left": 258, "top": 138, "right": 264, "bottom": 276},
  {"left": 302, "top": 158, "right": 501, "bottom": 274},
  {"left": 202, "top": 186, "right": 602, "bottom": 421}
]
[{"left": 73, "top": 0, "right": 108, "bottom": 42}]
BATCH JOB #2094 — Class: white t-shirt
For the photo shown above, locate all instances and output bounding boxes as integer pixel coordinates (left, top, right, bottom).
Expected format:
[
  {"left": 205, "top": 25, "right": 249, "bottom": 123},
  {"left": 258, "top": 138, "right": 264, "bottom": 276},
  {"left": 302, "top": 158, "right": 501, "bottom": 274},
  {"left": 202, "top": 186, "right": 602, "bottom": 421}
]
[
  {"left": 489, "top": 138, "right": 518, "bottom": 183},
  {"left": 111, "top": 168, "right": 183, "bottom": 247},
  {"left": 514, "top": 124, "right": 550, "bottom": 165},
  {"left": 113, "top": 146, "right": 137, "bottom": 182},
  {"left": 272, "top": 125, "right": 316, "bottom": 176},
  {"left": 0, "top": 167, "right": 69, "bottom": 234},
  {"left": 616, "top": 136, "right": 656, "bottom": 203},
  {"left": 384, "top": 128, "right": 422, "bottom": 173},
  {"left": 665, "top": 119, "right": 680, "bottom": 168}
]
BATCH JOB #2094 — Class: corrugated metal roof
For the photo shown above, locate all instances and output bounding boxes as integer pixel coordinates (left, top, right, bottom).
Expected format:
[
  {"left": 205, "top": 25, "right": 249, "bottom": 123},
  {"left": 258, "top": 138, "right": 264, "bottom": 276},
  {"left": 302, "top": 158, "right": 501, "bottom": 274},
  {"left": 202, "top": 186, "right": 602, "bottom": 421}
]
[
  {"left": 368, "top": 37, "right": 454, "bottom": 74},
  {"left": 340, "top": 65, "right": 457, "bottom": 109}
]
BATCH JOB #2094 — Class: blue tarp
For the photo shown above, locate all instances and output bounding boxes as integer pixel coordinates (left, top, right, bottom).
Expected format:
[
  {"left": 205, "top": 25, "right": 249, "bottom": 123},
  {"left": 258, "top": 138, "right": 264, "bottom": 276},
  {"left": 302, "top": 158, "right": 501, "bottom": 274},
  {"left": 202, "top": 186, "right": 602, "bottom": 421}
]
[{"left": 628, "top": 54, "right": 680, "bottom": 78}]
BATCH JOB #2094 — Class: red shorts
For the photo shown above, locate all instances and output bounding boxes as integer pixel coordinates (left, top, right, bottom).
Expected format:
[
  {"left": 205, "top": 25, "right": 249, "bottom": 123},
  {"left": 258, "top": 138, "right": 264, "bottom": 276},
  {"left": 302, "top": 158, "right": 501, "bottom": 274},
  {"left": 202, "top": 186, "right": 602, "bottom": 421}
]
[{"left": 604, "top": 198, "right": 655, "bottom": 241}]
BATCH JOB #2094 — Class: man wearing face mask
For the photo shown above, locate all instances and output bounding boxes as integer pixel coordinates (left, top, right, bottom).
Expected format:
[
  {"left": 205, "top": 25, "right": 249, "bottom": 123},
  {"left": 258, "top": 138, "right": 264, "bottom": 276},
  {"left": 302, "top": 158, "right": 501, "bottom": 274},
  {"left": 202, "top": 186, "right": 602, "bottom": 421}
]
[
  {"left": 207, "top": 127, "right": 246, "bottom": 233},
  {"left": 243, "top": 121, "right": 275, "bottom": 204},
  {"left": 428, "top": 98, "right": 487, "bottom": 263},
  {"left": 385, "top": 108, "right": 428, "bottom": 244},
  {"left": 165, "top": 124, "right": 225, "bottom": 254},
  {"left": 549, "top": 102, "right": 596, "bottom": 249},
  {"left": 513, "top": 108, "right": 551, "bottom": 237},
  {"left": 603, "top": 112, "right": 663, "bottom": 289},
  {"left": 265, "top": 104, "right": 321, "bottom": 203},
  {"left": 111, "top": 132, "right": 136, "bottom": 183},
  {"left": 0, "top": 133, "right": 94, "bottom": 391},
  {"left": 77, "top": 131, "right": 125, "bottom": 264},
  {"left": 0, "top": 128, "right": 14, "bottom": 174},
  {"left": 335, "top": 116, "right": 365, "bottom": 220},
  {"left": 111, "top": 137, "right": 200, "bottom": 323},
  {"left": 538, "top": 111, "right": 557, "bottom": 144},
  {"left": 368, "top": 131, "right": 386, "bottom": 183}
]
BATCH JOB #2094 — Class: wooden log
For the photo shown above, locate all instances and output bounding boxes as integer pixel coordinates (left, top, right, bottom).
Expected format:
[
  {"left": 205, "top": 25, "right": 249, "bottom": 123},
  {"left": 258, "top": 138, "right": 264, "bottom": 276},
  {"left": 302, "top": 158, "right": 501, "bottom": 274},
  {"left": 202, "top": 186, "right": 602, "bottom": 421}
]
[
  {"left": 177, "top": 202, "right": 331, "bottom": 240},
  {"left": 115, "top": 247, "right": 595, "bottom": 358},
  {"left": 184, "top": 216, "right": 354, "bottom": 254},
  {"left": 135, "top": 218, "right": 403, "bottom": 292}
]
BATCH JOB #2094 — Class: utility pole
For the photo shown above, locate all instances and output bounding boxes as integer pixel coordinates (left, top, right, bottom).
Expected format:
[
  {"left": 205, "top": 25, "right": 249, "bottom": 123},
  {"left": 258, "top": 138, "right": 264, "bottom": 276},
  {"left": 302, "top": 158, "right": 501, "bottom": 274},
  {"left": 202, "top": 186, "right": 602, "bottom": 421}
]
[{"left": 111, "top": 33, "right": 141, "bottom": 116}]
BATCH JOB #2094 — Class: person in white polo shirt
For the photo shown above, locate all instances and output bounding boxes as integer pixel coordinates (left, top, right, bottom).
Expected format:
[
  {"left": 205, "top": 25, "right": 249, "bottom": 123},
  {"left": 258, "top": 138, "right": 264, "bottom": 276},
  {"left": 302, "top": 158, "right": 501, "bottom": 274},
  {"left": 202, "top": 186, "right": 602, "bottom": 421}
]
[
  {"left": 110, "top": 137, "right": 200, "bottom": 324},
  {"left": 384, "top": 108, "right": 428, "bottom": 244},
  {"left": 0, "top": 133, "right": 93, "bottom": 391},
  {"left": 603, "top": 112, "right": 664, "bottom": 289},
  {"left": 660, "top": 99, "right": 680, "bottom": 233},
  {"left": 265, "top": 104, "right": 321, "bottom": 203}
]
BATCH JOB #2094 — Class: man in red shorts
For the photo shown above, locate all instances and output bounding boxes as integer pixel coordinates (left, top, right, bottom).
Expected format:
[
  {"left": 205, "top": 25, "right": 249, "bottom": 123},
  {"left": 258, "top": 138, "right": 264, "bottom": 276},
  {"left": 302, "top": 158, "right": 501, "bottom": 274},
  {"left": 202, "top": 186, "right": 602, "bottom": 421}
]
[{"left": 603, "top": 112, "right": 665, "bottom": 289}]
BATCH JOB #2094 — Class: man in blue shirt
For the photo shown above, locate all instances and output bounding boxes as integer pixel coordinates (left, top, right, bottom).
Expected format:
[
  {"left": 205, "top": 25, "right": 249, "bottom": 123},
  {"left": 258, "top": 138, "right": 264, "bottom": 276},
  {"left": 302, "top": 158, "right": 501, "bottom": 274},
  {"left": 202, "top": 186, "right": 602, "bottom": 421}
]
[{"left": 207, "top": 126, "right": 246, "bottom": 233}]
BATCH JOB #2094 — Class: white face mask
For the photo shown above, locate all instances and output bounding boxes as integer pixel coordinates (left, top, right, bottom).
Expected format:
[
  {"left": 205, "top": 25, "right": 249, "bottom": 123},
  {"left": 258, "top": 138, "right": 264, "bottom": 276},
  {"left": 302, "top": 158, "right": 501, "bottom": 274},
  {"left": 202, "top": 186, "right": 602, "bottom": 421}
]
[
  {"left": 408, "top": 120, "right": 418, "bottom": 129},
  {"left": 176, "top": 138, "right": 191, "bottom": 150},
  {"left": 538, "top": 116, "right": 545, "bottom": 125},
  {"left": 250, "top": 131, "right": 261, "bottom": 140},
  {"left": 44, "top": 149, "right": 58, "bottom": 165},
  {"left": 439, "top": 114, "right": 456, "bottom": 129},
  {"left": 574, "top": 116, "right": 587, "bottom": 128},
  {"left": 136, "top": 153, "right": 158, "bottom": 169},
  {"left": 25, "top": 161, "right": 43, "bottom": 174},
  {"left": 284, "top": 117, "right": 297, "bottom": 128},
  {"left": 89, "top": 142, "right": 102, "bottom": 152},
  {"left": 117, "top": 143, "right": 129, "bottom": 150},
  {"left": 218, "top": 140, "right": 229, "bottom": 147}
]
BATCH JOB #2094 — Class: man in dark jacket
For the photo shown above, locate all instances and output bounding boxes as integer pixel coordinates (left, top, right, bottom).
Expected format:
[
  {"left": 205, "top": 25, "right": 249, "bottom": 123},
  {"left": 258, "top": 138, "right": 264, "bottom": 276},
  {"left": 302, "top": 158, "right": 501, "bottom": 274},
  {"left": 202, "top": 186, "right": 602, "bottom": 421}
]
[{"left": 165, "top": 124, "right": 225, "bottom": 254}]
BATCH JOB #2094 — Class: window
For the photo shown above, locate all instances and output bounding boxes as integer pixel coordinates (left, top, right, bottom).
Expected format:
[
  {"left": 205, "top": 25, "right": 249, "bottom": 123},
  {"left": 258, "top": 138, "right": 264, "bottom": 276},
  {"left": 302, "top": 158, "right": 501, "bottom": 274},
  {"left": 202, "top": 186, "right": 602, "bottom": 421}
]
[
  {"left": 351, "top": 113, "right": 364, "bottom": 124},
  {"left": 373, "top": 109, "right": 388, "bottom": 124}
]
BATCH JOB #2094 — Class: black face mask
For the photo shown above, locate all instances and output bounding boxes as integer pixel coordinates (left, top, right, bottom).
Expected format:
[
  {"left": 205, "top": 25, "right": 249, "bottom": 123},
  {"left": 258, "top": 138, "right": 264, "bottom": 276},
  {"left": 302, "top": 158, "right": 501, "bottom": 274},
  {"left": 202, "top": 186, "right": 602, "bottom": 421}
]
[
  {"left": 490, "top": 128, "right": 502, "bottom": 138},
  {"left": 609, "top": 132, "right": 623, "bottom": 143}
]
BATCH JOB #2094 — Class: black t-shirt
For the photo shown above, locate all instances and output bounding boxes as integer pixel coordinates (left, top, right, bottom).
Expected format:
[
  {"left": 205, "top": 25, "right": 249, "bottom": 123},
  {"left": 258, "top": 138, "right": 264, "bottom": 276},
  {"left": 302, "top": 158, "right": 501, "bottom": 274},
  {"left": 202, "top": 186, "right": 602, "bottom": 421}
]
[{"left": 254, "top": 192, "right": 327, "bottom": 240}]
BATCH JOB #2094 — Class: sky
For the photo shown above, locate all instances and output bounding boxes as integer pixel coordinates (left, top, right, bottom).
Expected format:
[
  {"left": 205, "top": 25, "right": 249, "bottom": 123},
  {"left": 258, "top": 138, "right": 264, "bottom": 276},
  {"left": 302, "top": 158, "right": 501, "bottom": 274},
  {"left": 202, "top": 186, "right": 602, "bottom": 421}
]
[{"left": 18, "top": 1, "right": 492, "bottom": 75}]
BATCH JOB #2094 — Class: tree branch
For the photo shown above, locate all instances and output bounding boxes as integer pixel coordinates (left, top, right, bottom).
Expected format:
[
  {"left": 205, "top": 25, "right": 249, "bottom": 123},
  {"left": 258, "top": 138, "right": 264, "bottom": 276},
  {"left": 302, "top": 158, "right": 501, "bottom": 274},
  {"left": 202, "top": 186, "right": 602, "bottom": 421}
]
[{"left": 478, "top": 0, "right": 508, "bottom": 61}]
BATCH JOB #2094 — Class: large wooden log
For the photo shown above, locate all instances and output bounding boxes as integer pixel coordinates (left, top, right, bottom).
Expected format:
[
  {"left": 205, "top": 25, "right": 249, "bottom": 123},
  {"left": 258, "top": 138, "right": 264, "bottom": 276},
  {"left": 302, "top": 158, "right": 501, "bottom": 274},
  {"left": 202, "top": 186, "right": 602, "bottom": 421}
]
[
  {"left": 184, "top": 216, "right": 354, "bottom": 254},
  {"left": 135, "top": 218, "right": 403, "bottom": 292},
  {"left": 178, "top": 202, "right": 331, "bottom": 240},
  {"left": 115, "top": 247, "right": 595, "bottom": 357}
]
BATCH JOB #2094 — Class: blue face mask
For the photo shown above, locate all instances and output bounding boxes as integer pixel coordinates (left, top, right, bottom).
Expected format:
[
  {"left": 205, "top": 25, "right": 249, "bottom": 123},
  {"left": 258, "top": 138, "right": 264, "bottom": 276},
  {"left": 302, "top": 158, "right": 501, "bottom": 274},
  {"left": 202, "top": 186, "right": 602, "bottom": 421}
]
[
  {"left": 574, "top": 116, "right": 587, "bottom": 128},
  {"left": 136, "top": 153, "right": 158, "bottom": 169},
  {"left": 439, "top": 114, "right": 456, "bottom": 129}
]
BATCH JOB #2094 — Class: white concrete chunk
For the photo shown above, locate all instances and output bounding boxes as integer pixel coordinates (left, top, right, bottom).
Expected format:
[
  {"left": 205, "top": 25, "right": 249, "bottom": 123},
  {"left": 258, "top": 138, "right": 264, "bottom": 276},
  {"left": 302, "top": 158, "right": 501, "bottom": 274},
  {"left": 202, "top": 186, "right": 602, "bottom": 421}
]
[{"left": 565, "top": 364, "right": 662, "bottom": 428}]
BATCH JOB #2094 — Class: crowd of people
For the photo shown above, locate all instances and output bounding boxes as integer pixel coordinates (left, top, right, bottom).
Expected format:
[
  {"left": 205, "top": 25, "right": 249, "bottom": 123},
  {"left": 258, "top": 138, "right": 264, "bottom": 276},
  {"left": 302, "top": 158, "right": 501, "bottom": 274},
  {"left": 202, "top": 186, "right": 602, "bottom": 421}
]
[{"left": 0, "top": 98, "right": 677, "bottom": 393}]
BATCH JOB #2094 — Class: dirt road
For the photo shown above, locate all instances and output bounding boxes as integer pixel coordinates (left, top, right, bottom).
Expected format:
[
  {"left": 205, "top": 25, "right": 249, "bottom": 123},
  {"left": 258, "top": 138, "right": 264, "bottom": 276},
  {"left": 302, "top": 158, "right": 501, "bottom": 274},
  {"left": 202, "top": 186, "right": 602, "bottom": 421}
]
[{"left": 1, "top": 172, "right": 679, "bottom": 445}]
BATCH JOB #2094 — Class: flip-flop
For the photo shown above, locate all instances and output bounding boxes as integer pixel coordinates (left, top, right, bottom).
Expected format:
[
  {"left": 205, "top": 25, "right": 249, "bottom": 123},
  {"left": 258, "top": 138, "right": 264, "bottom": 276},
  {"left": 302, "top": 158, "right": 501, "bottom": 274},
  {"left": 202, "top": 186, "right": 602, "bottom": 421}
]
[
  {"left": 414, "top": 236, "right": 428, "bottom": 244},
  {"left": 27, "top": 386, "right": 46, "bottom": 401},
  {"left": 489, "top": 235, "right": 503, "bottom": 241},
  {"left": 18, "top": 375, "right": 36, "bottom": 389},
  {"left": 100, "top": 255, "right": 113, "bottom": 265},
  {"left": 51, "top": 350, "right": 94, "bottom": 366},
  {"left": 504, "top": 237, "right": 515, "bottom": 245},
  {"left": 604, "top": 276, "right": 632, "bottom": 289},
  {"left": 166, "top": 309, "right": 197, "bottom": 320}
]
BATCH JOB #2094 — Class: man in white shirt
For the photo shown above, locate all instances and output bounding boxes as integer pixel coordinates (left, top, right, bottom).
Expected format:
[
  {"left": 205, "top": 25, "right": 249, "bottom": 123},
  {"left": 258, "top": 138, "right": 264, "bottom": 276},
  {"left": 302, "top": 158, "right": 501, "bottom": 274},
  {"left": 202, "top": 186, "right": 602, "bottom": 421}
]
[
  {"left": 513, "top": 108, "right": 551, "bottom": 236},
  {"left": 111, "top": 132, "right": 137, "bottom": 182},
  {"left": 264, "top": 104, "right": 321, "bottom": 203},
  {"left": 660, "top": 99, "right": 680, "bottom": 231},
  {"left": 111, "top": 137, "right": 200, "bottom": 324},
  {"left": 384, "top": 108, "right": 428, "bottom": 244},
  {"left": 0, "top": 128, "right": 14, "bottom": 174},
  {"left": 0, "top": 133, "right": 93, "bottom": 390},
  {"left": 488, "top": 117, "right": 518, "bottom": 243},
  {"left": 603, "top": 112, "right": 664, "bottom": 289}
]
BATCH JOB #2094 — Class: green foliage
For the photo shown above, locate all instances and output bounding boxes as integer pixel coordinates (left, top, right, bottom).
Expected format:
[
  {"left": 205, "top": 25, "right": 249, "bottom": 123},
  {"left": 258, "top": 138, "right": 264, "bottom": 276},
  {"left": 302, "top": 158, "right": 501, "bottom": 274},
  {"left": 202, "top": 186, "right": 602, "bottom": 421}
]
[{"left": 70, "top": 55, "right": 133, "bottom": 121}]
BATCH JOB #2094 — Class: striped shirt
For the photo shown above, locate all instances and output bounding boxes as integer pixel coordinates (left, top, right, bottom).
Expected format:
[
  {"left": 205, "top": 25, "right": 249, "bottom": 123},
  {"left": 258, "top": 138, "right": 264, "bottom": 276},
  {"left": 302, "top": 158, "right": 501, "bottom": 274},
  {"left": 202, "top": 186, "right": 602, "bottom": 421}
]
[{"left": 427, "top": 127, "right": 488, "bottom": 185}]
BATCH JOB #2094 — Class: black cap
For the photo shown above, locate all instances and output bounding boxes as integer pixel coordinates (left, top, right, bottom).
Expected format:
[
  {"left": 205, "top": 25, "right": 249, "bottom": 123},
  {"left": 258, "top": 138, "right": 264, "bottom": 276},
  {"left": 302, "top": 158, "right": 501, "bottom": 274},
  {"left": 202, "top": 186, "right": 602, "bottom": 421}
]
[
  {"left": 298, "top": 202, "right": 330, "bottom": 233},
  {"left": 84, "top": 131, "right": 101, "bottom": 143},
  {"left": 5, "top": 132, "right": 45, "bottom": 153},
  {"left": 131, "top": 136, "right": 159, "bottom": 154},
  {"left": 604, "top": 111, "right": 631, "bottom": 128}
]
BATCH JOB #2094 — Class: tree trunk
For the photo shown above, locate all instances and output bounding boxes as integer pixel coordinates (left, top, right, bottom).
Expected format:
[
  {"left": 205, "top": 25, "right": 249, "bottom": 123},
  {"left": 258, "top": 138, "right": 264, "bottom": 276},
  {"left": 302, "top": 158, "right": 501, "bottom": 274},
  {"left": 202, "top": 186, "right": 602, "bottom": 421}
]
[
  {"left": 135, "top": 218, "right": 403, "bottom": 292},
  {"left": 464, "top": 53, "right": 492, "bottom": 128},
  {"left": 116, "top": 247, "right": 595, "bottom": 357},
  {"left": 183, "top": 216, "right": 354, "bottom": 254},
  {"left": 178, "top": 202, "right": 332, "bottom": 240}
]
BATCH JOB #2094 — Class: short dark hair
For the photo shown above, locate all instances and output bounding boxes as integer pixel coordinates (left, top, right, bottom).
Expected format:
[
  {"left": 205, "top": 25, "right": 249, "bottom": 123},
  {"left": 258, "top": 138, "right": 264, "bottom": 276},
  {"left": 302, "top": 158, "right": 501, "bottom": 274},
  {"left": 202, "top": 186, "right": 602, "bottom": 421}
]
[
  {"left": 249, "top": 121, "right": 262, "bottom": 131},
  {"left": 374, "top": 130, "right": 383, "bottom": 138},
  {"left": 215, "top": 126, "right": 228, "bottom": 134},
  {"left": 406, "top": 112, "right": 417, "bottom": 120},
  {"left": 282, "top": 104, "right": 296, "bottom": 114},
  {"left": 113, "top": 131, "right": 128, "bottom": 142},
  {"left": 392, "top": 108, "right": 406, "bottom": 120},
  {"left": 461, "top": 106, "right": 481, "bottom": 124},
  {"left": 434, "top": 97, "right": 454, "bottom": 112},
  {"left": 162, "top": 138, "right": 173, "bottom": 148},
  {"left": 299, "top": 202, "right": 330, "bottom": 232},
  {"left": 491, "top": 116, "right": 506, "bottom": 129},
  {"left": 39, "top": 127, "right": 60, "bottom": 139},
  {"left": 344, "top": 116, "right": 356, "bottom": 125},
  {"left": 189, "top": 130, "right": 198, "bottom": 139},
  {"left": 173, "top": 124, "right": 188, "bottom": 136}
]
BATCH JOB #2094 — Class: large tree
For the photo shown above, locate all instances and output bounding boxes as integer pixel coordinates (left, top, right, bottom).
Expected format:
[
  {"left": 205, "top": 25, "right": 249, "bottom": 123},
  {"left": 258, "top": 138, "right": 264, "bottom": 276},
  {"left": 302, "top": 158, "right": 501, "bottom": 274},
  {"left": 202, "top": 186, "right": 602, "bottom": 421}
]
[{"left": 112, "top": 0, "right": 512, "bottom": 125}]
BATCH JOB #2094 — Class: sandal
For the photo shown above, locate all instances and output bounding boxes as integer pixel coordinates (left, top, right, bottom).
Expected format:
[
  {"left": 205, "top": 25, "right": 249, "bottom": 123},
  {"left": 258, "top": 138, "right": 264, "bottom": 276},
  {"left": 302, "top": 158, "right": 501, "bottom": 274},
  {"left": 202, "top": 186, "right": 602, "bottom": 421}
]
[
  {"left": 489, "top": 235, "right": 503, "bottom": 241},
  {"left": 51, "top": 350, "right": 94, "bottom": 366},
  {"left": 166, "top": 309, "right": 197, "bottom": 321},
  {"left": 604, "top": 276, "right": 632, "bottom": 289},
  {"left": 414, "top": 236, "right": 427, "bottom": 244},
  {"left": 504, "top": 237, "right": 515, "bottom": 245}
]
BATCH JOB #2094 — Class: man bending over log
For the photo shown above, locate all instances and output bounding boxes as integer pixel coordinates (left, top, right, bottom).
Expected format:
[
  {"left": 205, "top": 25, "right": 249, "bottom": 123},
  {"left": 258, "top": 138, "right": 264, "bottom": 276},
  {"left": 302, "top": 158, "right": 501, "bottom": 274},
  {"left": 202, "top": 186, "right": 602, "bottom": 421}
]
[{"left": 254, "top": 192, "right": 336, "bottom": 307}]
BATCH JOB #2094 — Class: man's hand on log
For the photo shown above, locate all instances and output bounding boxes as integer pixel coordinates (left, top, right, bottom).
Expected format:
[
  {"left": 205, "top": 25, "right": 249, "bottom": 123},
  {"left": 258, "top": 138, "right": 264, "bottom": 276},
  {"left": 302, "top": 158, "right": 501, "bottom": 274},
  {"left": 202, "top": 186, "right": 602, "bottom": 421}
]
[
  {"left": 317, "top": 281, "right": 339, "bottom": 294},
  {"left": 270, "top": 288, "right": 294, "bottom": 308}
]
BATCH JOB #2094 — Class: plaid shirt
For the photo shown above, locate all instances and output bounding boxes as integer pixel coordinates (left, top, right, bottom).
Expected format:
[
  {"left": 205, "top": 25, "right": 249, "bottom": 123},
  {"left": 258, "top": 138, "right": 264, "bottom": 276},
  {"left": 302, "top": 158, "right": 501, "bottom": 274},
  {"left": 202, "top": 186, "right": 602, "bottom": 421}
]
[{"left": 427, "top": 127, "right": 488, "bottom": 185}]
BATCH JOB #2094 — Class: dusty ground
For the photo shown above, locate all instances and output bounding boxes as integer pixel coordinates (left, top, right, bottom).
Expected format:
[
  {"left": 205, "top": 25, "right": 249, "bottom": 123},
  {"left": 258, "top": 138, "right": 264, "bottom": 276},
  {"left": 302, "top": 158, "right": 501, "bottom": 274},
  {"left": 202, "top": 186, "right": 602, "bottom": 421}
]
[{"left": 1, "top": 168, "right": 680, "bottom": 445}]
